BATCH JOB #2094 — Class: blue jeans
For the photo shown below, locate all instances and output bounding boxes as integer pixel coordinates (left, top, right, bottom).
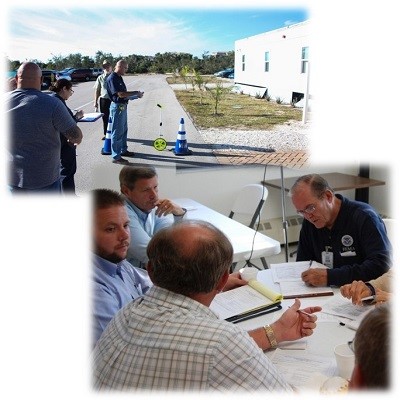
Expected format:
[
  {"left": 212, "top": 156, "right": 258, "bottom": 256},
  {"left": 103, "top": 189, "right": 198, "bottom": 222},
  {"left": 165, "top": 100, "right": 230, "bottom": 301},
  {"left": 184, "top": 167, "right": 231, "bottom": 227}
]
[{"left": 109, "top": 102, "right": 128, "bottom": 160}]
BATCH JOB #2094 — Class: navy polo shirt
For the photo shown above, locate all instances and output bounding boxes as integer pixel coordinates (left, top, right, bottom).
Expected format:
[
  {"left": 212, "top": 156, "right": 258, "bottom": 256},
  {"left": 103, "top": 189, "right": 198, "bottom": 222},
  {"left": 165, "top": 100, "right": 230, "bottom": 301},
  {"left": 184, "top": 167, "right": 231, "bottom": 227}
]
[
  {"left": 106, "top": 72, "right": 128, "bottom": 104},
  {"left": 296, "top": 194, "right": 392, "bottom": 286}
]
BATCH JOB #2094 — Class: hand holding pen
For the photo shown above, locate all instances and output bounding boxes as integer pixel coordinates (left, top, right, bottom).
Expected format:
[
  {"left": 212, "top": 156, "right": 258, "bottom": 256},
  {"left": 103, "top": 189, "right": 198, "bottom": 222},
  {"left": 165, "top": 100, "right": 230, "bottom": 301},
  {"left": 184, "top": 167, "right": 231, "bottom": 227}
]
[
  {"left": 301, "top": 260, "right": 328, "bottom": 287},
  {"left": 271, "top": 299, "right": 322, "bottom": 342}
]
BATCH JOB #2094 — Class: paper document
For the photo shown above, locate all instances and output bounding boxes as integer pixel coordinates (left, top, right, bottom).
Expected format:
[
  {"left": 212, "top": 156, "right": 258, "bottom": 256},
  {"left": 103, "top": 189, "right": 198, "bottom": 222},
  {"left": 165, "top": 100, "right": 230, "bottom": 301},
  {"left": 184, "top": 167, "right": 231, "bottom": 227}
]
[
  {"left": 271, "top": 349, "right": 336, "bottom": 390},
  {"left": 321, "top": 295, "right": 374, "bottom": 325},
  {"left": 270, "top": 261, "right": 332, "bottom": 299},
  {"left": 210, "top": 280, "right": 282, "bottom": 320},
  {"left": 78, "top": 112, "right": 103, "bottom": 122},
  {"left": 271, "top": 261, "right": 313, "bottom": 282},
  {"left": 279, "top": 280, "right": 334, "bottom": 299}
]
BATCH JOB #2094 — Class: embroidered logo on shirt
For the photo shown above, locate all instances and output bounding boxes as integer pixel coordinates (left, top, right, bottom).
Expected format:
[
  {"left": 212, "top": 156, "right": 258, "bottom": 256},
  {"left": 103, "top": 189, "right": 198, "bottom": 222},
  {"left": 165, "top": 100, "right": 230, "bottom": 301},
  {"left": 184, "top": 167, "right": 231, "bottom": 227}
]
[{"left": 341, "top": 235, "right": 354, "bottom": 247}]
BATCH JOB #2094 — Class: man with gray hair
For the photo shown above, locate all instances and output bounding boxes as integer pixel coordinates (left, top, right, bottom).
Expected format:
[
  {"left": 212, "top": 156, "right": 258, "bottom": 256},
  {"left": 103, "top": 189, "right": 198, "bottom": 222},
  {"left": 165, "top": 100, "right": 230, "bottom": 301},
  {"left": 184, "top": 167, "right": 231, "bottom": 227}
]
[
  {"left": 106, "top": 59, "right": 143, "bottom": 164},
  {"left": 289, "top": 174, "right": 391, "bottom": 287},
  {"left": 93, "top": 220, "right": 321, "bottom": 391},
  {"left": 6, "top": 62, "right": 83, "bottom": 193}
]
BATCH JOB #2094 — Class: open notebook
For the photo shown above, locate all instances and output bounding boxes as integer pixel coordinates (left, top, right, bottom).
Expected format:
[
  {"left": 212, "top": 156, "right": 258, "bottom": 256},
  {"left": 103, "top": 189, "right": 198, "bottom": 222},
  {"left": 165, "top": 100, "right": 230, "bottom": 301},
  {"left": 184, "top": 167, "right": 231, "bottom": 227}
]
[{"left": 210, "top": 280, "right": 283, "bottom": 323}]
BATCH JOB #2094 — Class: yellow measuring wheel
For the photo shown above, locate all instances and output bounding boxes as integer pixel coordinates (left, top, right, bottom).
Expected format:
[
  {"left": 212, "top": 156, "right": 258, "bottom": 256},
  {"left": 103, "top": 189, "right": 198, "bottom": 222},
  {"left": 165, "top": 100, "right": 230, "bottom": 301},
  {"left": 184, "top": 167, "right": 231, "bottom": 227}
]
[
  {"left": 153, "top": 137, "right": 167, "bottom": 151},
  {"left": 153, "top": 103, "right": 167, "bottom": 151}
]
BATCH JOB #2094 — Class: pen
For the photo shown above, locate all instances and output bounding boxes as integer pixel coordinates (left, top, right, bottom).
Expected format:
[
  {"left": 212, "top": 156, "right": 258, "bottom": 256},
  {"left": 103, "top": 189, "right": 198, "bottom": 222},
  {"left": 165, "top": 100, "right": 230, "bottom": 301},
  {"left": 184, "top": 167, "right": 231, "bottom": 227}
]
[
  {"left": 309, "top": 260, "right": 313, "bottom": 268},
  {"left": 297, "top": 309, "right": 313, "bottom": 318},
  {"left": 228, "top": 304, "right": 282, "bottom": 324},
  {"left": 288, "top": 306, "right": 312, "bottom": 318}
]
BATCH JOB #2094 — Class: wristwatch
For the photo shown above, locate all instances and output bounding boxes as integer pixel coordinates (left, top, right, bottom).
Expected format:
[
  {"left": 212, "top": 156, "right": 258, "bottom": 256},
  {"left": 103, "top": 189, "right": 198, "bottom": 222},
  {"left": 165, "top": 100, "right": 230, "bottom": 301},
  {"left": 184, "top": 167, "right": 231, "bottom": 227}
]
[
  {"left": 264, "top": 324, "right": 277, "bottom": 349},
  {"left": 173, "top": 208, "right": 187, "bottom": 217},
  {"left": 365, "top": 282, "right": 376, "bottom": 296}
]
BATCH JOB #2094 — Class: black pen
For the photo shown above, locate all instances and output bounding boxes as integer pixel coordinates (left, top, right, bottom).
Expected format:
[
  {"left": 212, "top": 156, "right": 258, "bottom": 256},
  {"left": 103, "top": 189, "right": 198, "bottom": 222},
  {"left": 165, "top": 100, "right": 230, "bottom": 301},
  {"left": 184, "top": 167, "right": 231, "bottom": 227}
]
[
  {"left": 228, "top": 304, "right": 282, "bottom": 324},
  {"left": 309, "top": 260, "right": 313, "bottom": 268}
]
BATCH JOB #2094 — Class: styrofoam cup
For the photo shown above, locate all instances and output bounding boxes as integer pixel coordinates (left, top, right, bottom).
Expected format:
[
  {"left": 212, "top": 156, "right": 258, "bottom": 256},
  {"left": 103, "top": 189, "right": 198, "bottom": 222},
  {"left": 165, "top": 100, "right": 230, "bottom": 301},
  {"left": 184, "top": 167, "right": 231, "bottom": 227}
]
[
  {"left": 334, "top": 343, "right": 355, "bottom": 380},
  {"left": 240, "top": 267, "right": 259, "bottom": 281}
]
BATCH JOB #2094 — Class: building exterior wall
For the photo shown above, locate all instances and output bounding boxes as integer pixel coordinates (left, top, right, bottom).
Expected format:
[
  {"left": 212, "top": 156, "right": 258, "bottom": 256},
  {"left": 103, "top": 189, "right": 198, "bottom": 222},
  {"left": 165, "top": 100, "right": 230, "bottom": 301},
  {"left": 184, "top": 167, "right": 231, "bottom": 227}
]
[{"left": 234, "top": 20, "right": 310, "bottom": 103}]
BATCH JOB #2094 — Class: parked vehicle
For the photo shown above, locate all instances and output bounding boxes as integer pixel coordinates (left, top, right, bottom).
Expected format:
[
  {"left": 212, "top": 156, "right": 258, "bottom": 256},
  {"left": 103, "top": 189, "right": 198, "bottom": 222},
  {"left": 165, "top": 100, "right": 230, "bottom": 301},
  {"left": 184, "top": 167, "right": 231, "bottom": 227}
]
[
  {"left": 56, "top": 70, "right": 72, "bottom": 81},
  {"left": 41, "top": 69, "right": 57, "bottom": 90},
  {"left": 214, "top": 68, "right": 234, "bottom": 78},
  {"left": 62, "top": 68, "right": 93, "bottom": 82},
  {"left": 92, "top": 68, "right": 103, "bottom": 78}
]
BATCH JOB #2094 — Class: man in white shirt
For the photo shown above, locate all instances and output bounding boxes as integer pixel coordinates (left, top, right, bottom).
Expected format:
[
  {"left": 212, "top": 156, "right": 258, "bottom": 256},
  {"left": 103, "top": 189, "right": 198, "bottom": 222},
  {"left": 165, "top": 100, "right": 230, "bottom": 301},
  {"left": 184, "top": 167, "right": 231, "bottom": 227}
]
[{"left": 93, "top": 60, "right": 112, "bottom": 140}]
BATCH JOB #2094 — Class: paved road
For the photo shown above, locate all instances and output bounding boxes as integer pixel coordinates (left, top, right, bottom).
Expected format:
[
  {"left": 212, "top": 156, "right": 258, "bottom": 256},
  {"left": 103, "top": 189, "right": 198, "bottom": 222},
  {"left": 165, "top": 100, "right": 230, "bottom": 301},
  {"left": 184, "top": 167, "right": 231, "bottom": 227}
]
[{"left": 71, "top": 74, "right": 220, "bottom": 195}]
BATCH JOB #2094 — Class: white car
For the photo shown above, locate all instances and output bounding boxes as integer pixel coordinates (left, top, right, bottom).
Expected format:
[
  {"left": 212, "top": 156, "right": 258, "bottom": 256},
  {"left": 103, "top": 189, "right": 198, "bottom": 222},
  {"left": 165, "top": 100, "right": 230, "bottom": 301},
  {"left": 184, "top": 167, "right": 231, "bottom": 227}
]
[
  {"left": 92, "top": 68, "right": 103, "bottom": 78},
  {"left": 56, "top": 68, "right": 73, "bottom": 81}
]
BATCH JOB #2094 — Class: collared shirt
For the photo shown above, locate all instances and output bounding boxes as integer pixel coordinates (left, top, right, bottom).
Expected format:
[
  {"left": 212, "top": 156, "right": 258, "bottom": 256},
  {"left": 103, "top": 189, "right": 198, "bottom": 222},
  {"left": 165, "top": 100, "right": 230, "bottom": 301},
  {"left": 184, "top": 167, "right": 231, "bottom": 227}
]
[
  {"left": 93, "top": 286, "right": 292, "bottom": 392},
  {"left": 106, "top": 72, "right": 128, "bottom": 104},
  {"left": 92, "top": 254, "right": 152, "bottom": 347},
  {"left": 297, "top": 194, "right": 392, "bottom": 286},
  {"left": 124, "top": 197, "right": 183, "bottom": 268},
  {"left": 6, "top": 88, "right": 77, "bottom": 189},
  {"left": 94, "top": 71, "right": 111, "bottom": 99}
]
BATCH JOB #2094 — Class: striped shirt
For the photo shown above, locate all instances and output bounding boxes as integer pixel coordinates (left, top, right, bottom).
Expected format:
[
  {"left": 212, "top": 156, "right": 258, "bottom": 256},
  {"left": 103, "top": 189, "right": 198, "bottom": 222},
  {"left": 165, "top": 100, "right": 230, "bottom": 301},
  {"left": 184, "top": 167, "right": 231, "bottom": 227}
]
[{"left": 92, "top": 286, "right": 292, "bottom": 392}]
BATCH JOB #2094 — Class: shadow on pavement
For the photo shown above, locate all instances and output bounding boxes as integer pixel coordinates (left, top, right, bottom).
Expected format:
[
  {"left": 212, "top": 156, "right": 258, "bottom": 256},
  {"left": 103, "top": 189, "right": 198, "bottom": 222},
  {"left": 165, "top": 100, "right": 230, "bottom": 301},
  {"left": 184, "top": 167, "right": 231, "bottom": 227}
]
[{"left": 128, "top": 138, "right": 276, "bottom": 154}]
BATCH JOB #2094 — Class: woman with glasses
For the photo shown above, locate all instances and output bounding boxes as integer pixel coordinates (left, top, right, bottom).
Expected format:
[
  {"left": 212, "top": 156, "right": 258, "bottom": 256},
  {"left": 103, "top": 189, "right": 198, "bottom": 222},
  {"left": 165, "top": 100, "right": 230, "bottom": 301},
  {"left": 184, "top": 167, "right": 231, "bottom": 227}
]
[
  {"left": 288, "top": 174, "right": 392, "bottom": 288},
  {"left": 49, "top": 79, "right": 84, "bottom": 195}
]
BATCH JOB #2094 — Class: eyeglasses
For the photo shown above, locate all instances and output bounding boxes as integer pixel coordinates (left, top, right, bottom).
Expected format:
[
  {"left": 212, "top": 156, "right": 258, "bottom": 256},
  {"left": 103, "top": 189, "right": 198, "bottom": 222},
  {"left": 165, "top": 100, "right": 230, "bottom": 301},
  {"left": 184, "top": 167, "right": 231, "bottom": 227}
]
[
  {"left": 296, "top": 204, "right": 316, "bottom": 217},
  {"left": 69, "top": 88, "right": 74, "bottom": 93},
  {"left": 348, "top": 340, "right": 355, "bottom": 353}
]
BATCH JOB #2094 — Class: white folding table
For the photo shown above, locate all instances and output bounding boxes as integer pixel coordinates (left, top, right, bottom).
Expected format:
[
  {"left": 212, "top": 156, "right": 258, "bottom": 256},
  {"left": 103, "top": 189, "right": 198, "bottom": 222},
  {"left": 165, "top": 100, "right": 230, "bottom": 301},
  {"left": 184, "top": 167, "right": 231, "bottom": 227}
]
[{"left": 173, "top": 198, "right": 281, "bottom": 265}]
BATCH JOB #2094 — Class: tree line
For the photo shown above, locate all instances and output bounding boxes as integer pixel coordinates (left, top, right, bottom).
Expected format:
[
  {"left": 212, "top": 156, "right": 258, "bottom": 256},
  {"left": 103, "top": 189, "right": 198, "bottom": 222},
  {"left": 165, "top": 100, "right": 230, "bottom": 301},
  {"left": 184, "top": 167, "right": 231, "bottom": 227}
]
[{"left": 6, "top": 50, "right": 234, "bottom": 75}]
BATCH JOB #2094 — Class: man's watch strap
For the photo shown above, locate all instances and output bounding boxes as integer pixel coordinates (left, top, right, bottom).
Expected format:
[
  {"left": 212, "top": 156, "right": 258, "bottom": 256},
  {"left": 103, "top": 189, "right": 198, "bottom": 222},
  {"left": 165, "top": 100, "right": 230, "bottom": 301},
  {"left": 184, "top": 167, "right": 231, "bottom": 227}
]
[
  {"left": 365, "top": 282, "right": 376, "bottom": 296},
  {"left": 264, "top": 324, "right": 277, "bottom": 349}
]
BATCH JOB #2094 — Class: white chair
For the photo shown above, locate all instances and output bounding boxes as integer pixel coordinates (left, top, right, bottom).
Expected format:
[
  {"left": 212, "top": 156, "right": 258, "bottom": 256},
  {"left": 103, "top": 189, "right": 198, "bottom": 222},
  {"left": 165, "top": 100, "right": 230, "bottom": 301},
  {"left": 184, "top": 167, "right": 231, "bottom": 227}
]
[
  {"left": 228, "top": 184, "right": 269, "bottom": 271},
  {"left": 382, "top": 218, "right": 395, "bottom": 244}
]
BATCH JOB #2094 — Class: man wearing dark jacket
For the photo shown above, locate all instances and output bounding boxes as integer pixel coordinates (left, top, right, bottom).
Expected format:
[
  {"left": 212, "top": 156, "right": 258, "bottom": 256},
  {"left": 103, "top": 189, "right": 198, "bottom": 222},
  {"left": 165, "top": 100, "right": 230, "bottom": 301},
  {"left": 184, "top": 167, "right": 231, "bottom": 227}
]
[{"left": 289, "top": 174, "right": 391, "bottom": 287}]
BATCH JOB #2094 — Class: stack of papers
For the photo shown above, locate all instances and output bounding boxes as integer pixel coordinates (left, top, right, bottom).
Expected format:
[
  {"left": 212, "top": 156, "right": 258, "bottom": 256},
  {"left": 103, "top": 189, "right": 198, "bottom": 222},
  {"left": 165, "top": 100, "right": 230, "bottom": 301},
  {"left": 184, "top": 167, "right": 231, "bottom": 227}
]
[
  {"left": 270, "top": 261, "right": 334, "bottom": 299},
  {"left": 320, "top": 295, "right": 374, "bottom": 330}
]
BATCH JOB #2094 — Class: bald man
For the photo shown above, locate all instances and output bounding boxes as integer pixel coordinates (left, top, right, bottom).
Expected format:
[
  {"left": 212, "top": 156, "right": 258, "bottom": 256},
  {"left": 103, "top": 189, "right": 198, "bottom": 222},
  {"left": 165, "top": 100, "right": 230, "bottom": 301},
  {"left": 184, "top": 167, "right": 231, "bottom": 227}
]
[
  {"left": 93, "top": 220, "right": 321, "bottom": 391},
  {"left": 106, "top": 59, "right": 143, "bottom": 164},
  {"left": 6, "top": 62, "right": 83, "bottom": 193}
]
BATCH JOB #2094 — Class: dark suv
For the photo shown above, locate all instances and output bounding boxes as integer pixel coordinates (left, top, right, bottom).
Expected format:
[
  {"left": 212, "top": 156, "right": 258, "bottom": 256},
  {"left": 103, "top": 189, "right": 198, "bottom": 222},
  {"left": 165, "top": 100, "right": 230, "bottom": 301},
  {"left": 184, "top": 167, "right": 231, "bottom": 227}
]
[
  {"left": 41, "top": 70, "right": 57, "bottom": 90},
  {"left": 69, "top": 68, "right": 93, "bottom": 82}
]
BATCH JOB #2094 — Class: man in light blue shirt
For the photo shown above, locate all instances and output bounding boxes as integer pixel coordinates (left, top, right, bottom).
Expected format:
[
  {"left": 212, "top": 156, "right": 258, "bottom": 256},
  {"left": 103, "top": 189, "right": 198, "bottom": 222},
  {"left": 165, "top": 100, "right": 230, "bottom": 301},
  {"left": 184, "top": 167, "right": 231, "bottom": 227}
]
[
  {"left": 92, "top": 188, "right": 152, "bottom": 347},
  {"left": 119, "top": 166, "right": 187, "bottom": 268}
]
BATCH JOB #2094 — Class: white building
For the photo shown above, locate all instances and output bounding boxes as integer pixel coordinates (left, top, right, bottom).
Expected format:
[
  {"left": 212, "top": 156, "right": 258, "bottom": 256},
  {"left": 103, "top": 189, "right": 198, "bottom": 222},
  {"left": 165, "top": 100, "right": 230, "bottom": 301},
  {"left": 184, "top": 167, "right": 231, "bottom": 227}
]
[{"left": 234, "top": 20, "right": 310, "bottom": 104}]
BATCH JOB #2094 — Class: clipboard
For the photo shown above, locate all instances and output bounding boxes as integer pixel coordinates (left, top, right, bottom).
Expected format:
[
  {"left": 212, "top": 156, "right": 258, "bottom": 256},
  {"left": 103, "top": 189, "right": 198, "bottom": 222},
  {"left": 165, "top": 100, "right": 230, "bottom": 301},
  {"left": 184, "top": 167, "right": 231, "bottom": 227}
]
[
  {"left": 78, "top": 112, "right": 104, "bottom": 122},
  {"left": 210, "top": 280, "right": 283, "bottom": 321}
]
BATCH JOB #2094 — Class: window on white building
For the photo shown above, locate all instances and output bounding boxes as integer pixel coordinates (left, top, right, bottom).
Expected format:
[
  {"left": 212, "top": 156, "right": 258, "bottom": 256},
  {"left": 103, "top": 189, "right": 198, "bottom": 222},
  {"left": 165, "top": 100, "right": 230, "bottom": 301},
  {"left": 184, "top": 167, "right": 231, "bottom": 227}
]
[
  {"left": 301, "top": 47, "right": 309, "bottom": 73},
  {"left": 242, "top": 55, "right": 245, "bottom": 72},
  {"left": 264, "top": 51, "right": 270, "bottom": 72}
]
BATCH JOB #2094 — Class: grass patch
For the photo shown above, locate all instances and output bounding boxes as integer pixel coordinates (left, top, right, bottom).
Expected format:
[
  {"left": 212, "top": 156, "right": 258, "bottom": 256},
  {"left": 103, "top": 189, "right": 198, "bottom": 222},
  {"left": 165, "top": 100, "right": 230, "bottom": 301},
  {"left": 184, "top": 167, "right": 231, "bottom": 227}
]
[
  {"left": 166, "top": 75, "right": 221, "bottom": 85},
  {"left": 174, "top": 89, "right": 302, "bottom": 130}
]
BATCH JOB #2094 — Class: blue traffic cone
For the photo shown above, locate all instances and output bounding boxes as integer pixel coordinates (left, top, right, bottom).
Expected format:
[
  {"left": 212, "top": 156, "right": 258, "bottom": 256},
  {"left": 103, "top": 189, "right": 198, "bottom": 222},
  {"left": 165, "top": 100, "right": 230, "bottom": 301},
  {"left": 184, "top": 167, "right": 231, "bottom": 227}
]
[
  {"left": 173, "top": 117, "right": 192, "bottom": 155},
  {"left": 101, "top": 116, "right": 112, "bottom": 155}
]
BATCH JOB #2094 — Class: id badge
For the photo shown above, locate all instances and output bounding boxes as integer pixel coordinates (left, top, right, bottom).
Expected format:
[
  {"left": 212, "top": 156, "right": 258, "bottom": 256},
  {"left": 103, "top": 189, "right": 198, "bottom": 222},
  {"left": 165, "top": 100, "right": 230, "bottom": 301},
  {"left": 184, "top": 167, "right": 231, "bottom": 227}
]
[{"left": 322, "top": 251, "right": 333, "bottom": 268}]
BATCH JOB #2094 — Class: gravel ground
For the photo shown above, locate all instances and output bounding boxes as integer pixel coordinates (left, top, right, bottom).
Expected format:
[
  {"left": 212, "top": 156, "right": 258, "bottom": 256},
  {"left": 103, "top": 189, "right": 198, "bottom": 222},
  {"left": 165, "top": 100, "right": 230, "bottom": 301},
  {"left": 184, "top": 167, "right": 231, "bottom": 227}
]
[{"left": 199, "top": 119, "right": 310, "bottom": 153}]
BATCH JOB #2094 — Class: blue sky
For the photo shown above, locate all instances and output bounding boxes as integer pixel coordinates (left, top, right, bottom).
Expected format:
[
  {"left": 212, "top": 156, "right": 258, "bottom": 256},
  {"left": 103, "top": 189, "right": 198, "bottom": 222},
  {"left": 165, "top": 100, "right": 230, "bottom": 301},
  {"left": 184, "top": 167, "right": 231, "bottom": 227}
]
[{"left": 6, "top": 6, "right": 308, "bottom": 62}]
